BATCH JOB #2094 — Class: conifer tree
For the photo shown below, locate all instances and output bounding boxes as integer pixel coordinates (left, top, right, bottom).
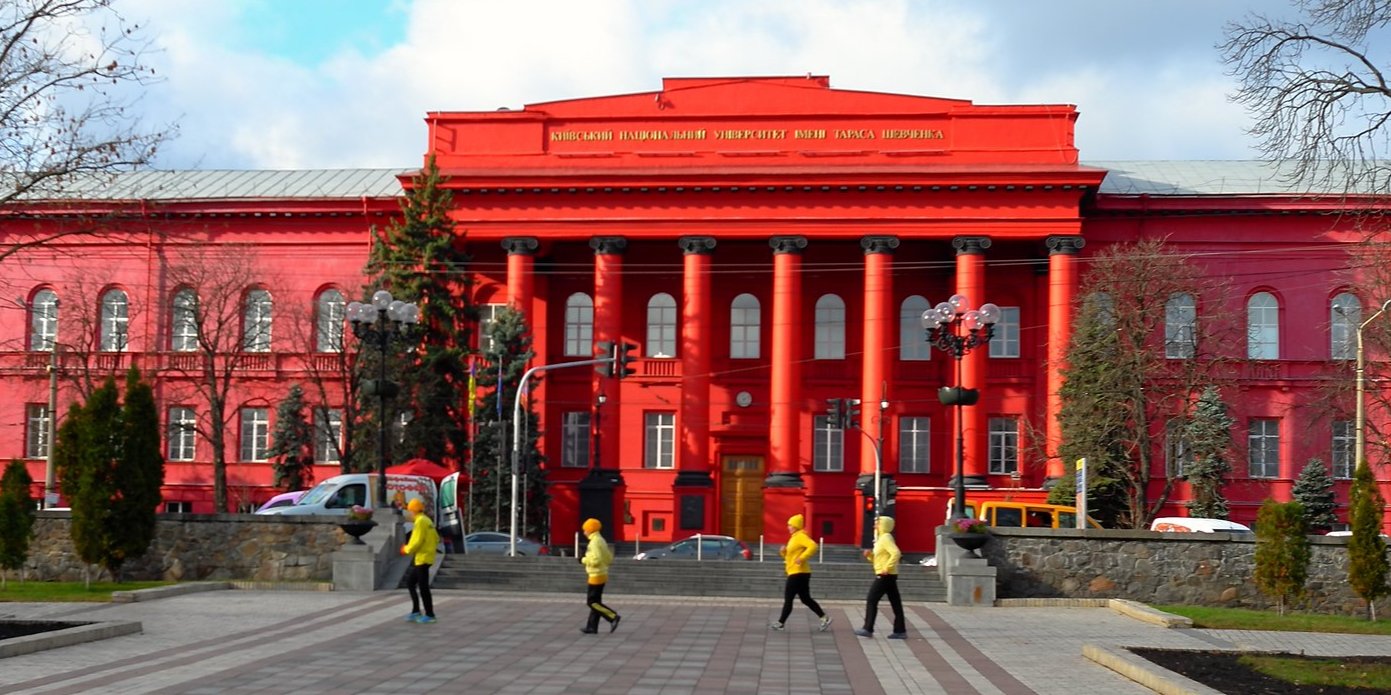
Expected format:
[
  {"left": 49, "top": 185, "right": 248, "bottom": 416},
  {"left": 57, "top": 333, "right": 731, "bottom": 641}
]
[
  {"left": 470, "top": 307, "right": 546, "bottom": 538},
  {"left": 1291, "top": 459, "right": 1338, "bottom": 533},
  {"left": 0, "top": 459, "right": 36, "bottom": 589},
  {"left": 1184, "top": 386, "right": 1234, "bottom": 519},
  {"left": 1254, "top": 499, "right": 1310, "bottom": 616},
  {"left": 1057, "top": 293, "right": 1129, "bottom": 527},
  {"left": 55, "top": 377, "right": 120, "bottom": 584},
  {"left": 1348, "top": 462, "right": 1390, "bottom": 620},
  {"left": 268, "top": 385, "right": 315, "bottom": 491},
  {"left": 111, "top": 368, "right": 163, "bottom": 576}
]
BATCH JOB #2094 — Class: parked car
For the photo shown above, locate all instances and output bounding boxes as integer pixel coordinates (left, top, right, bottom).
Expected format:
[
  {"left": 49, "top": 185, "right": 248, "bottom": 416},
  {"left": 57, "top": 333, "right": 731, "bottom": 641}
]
[
  {"left": 256, "top": 474, "right": 437, "bottom": 524},
  {"left": 633, "top": 535, "right": 752, "bottom": 561},
  {"left": 462, "top": 531, "right": 548, "bottom": 556},
  {"left": 254, "top": 490, "right": 305, "bottom": 514},
  {"left": 1150, "top": 517, "right": 1253, "bottom": 535}
]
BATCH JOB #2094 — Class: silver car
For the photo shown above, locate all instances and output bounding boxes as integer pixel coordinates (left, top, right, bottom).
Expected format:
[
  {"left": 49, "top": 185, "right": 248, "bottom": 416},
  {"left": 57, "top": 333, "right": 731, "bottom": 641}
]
[{"left": 462, "top": 531, "right": 548, "bottom": 556}]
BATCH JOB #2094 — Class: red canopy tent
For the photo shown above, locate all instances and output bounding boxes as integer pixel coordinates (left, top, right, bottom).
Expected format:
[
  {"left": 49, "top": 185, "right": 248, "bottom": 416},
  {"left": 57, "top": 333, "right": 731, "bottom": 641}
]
[{"left": 385, "top": 458, "right": 459, "bottom": 483}]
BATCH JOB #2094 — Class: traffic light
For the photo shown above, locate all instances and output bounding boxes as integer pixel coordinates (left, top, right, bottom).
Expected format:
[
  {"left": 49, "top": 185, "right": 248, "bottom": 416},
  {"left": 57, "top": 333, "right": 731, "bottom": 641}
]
[
  {"left": 825, "top": 398, "right": 844, "bottom": 429},
  {"left": 595, "top": 340, "right": 614, "bottom": 377},
  {"left": 616, "top": 342, "right": 638, "bottom": 379},
  {"left": 844, "top": 398, "right": 862, "bottom": 430}
]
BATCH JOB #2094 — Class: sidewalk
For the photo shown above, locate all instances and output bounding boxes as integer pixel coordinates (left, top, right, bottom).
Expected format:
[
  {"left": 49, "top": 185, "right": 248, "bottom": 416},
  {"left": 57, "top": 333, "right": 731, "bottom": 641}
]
[{"left": 4, "top": 589, "right": 1390, "bottom": 694}]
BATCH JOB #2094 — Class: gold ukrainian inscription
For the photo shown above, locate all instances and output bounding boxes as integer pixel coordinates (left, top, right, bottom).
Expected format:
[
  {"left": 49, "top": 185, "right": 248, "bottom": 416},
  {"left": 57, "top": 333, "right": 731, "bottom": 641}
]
[{"left": 548, "top": 125, "right": 946, "bottom": 143}]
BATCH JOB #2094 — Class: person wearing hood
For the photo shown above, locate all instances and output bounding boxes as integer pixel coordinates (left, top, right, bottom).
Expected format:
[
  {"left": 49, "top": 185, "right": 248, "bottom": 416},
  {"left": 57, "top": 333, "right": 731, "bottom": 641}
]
[
  {"left": 855, "top": 515, "right": 907, "bottom": 639},
  {"left": 579, "top": 518, "right": 621, "bottom": 634},
  {"left": 400, "top": 498, "right": 439, "bottom": 624},
  {"left": 771, "top": 513, "right": 832, "bottom": 632}
]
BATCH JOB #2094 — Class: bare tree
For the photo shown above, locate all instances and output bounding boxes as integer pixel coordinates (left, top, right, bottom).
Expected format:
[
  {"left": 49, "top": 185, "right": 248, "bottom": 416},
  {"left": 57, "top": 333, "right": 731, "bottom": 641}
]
[
  {"left": 51, "top": 268, "right": 141, "bottom": 400},
  {"left": 280, "top": 282, "right": 365, "bottom": 475},
  {"left": 0, "top": 0, "right": 171, "bottom": 262}
]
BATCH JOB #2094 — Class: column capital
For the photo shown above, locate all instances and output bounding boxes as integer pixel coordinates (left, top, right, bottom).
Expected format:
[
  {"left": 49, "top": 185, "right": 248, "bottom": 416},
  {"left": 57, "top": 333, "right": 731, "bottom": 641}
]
[
  {"left": 769, "top": 236, "right": 808, "bottom": 254},
  {"left": 501, "top": 237, "right": 539, "bottom": 255},
  {"left": 952, "top": 236, "right": 992, "bottom": 255},
  {"left": 1045, "top": 235, "right": 1085, "bottom": 255},
  {"left": 589, "top": 236, "right": 628, "bottom": 255},
  {"left": 860, "top": 236, "right": 900, "bottom": 255},
  {"left": 678, "top": 236, "right": 717, "bottom": 255}
]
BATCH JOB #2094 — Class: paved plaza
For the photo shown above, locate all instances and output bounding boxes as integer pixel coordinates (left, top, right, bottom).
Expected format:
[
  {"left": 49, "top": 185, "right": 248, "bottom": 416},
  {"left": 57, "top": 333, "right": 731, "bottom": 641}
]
[{"left": 4, "top": 588, "right": 1391, "bottom": 694}]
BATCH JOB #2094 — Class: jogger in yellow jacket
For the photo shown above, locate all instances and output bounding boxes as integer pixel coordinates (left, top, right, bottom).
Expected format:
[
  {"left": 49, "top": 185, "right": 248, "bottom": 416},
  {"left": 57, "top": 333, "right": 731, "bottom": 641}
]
[
  {"left": 855, "top": 515, "right": 907, "bottom": 639},
  {"left": 400, "top": 498, "right": 438, "bottom": 624},
  {"left": 579, "top": 518, "right": 621, "bottom": 634},
  {"left": 771, "top": 514, "right": 832, "bottom": 632}
]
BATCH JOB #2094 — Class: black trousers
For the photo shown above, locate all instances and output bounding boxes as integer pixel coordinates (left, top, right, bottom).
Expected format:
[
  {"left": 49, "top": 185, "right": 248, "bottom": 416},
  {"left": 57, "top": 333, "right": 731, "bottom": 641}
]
[
  {"left": 406, "top": 563, "right": 434, "bottom": 617},
  {"left": 863, "top": 574, "right": 905, "bottom": 634},
  {"left": 778, "top": 573, "right": 825, "bottom": 624},
  {"left": 586, "top": 582, "right": 618, "bottom": 631}
]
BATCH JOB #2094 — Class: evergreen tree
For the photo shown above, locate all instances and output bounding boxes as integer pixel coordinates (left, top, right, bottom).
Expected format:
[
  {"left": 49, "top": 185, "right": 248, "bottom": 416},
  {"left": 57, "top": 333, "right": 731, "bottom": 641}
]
[
  {"left": 1184, "top": 386, "right": 1234, "bottom": 519},
  {"left": 1291, "top": 458, "right": 1338, "bottom": 533},
  {"left": 470, "top": 307, "right": 546, "bottom": 539},
  {"left": 1348, "top": 461, "right": 1390, "bottom": 620},
  {"left": 268, "top": 385, "right": 315, "bottom": 491},
  {"left": 0, "top": 459, "right": 36, "bottom": 589},
  {"left": 1253, "top": 499, "right": 1310, "bottom": 616},
  {"left": 111, "top": 367, "right": 163, "bottom": 577},
  {"left": 1057, "top": 293, "right": 1130, "bottom": 527},
  {"left": 55, "top": 376, "right": 120, "bottom": 584}
]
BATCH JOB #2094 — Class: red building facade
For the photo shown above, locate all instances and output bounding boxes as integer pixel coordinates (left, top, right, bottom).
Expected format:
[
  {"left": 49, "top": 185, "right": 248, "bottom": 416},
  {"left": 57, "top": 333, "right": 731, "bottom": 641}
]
[{"left": 0, "top": 77, "right": 1382, "bottom": 552}]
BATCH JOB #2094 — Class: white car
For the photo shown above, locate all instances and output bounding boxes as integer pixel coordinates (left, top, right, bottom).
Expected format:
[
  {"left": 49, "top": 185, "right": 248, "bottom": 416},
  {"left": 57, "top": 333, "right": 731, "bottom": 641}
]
[{"left": 1150, "top": 517, "right": 1253, "bottom": 535}]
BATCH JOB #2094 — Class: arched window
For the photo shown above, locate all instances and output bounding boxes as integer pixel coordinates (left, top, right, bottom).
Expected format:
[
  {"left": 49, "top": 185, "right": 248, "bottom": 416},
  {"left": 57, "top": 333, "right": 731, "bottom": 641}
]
[
  {"left": 1331, "top": 292, "right": 1361, "bottom": 361},
  {"left": 814, "top": 294, "right": 845, "bottom": 360},
  {"left": 316, "top": 289, "right": 346, "bottom": 353},
  {"left": 242, "top": 289, "right": 273, "bottom": 352},
  {"left": 171, "top": 288, "right": 199, "bottom": 352},
  {"left": 100, "top": 288, "right": 129, "bottom": 352},
  {"left": 645, "top": 293, "right": 677, "bottom": 358},
  {"left": 1164, "top": 293, "right": 1196, "bottom": 359},
  {"left": 730, "top": 293, "right": 761, "bottom": 359},
  {"left": 564, "top": 293, "right": 593, "bottom": 356},
  {"left": 1247, "top": 292, "right": 1279, "bottom": 360},
  {"left": 29, "top": 289, "right": 58, "bottom": 351},
  {"left": 899, "top": 295, "right": 931, "bottom": 361}
]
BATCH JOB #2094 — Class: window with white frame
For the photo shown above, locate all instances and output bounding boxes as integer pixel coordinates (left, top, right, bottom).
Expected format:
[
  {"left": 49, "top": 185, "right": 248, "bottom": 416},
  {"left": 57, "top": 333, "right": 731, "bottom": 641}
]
[
  {"left": 479, "top": 302, "right": 506, "bottom": 354},
  {"left": 1247, "top": 292, "right": 1279, "bottom": 360},
  {"left": 646, "top": 293, "right": 677, "bottom": 358},
  {"left": 988, "top": 417, "right": 1019, "bottom": 474},
  {"left": 1332, "top": 419, "right": 1353, "bottom": 479},
  {"left": 171, "top": 288, "right": 198, "bottom": 352},
  {"left": 25, "top": 404, "right": 50, "bottom": 459},
  {"left": 564, "top": 293, "right": 593, "bottom": 356},
  {"left": 240, "top": 407, "right": 270, "bottom": 462},
  {"left": 316, "top": 289, "right": 346, "bottom": 353},
  {"left": 899, "top": 296, "right": 932, "bottom": 361},
  {"left": 814, "top": 294, "right": 845, "bottom": 359},
  {"left": 898, "top": 416, "right": 930, "bottom": 473},
  {"left": 167, "top": 406, "right": 197, "bottom": 461},
  {"left": 30, "top": 289, "right": 57, "bottom": 351},
  {"left": 1165, "top": 293, "right": 1196, "bottom": 359},
  {"left": 730, "top": 293, "right": 761, "bottom": 359},
  {"left": 812, "top": 414, "right": 844, "bottom": 472},
  {"left": 562, "top": 411, "right": 591, "bottom": 468},
  {"left": 1331, "top": 293, "right": 1360, "bottom": 361},
  {"left": 314, "top": 408, "right": 343, "bottom": 463},
  {"left": 165, "top": 501, "right": 193, "bottom": 514},
  {"left": 1165, "top": 419, "right": 1193, "bottom": 477},
  {"left": 643, "top": 412, "right": 676, "bottom": 469},
  {"left": 1248, "top": 418, "right": 1280, "bottom": 478},
  {"left": 100, "top": 288, "right": 129, "bottom": 352},
  {"left": 243, "top": 289, "right": 273, "bottom": 352},
  {"left": 989, "top": 306, "right": 1021, "bottom": 358}
]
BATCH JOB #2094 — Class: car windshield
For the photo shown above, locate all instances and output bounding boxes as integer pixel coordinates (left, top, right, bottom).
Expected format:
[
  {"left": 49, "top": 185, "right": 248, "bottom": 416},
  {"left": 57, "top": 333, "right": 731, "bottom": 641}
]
[{"left": 297, "top": 482, "right": 340, "bottom": 507}]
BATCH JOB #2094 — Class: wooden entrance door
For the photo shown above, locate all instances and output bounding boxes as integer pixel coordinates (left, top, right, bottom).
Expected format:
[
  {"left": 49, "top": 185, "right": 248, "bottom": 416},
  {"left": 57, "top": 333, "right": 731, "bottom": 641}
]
[{"left": 720, "top": 455, "right": 764, "bottom": 542}]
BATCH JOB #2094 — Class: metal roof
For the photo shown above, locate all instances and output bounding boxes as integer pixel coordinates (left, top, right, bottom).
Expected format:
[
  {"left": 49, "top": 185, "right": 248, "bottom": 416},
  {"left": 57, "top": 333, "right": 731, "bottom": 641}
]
[
  {"left": 1087, "top": 160, "right": 1384, "bottom": 196},
  {"left": 17, "top": 169, "right": 409, "bottom": 201}
]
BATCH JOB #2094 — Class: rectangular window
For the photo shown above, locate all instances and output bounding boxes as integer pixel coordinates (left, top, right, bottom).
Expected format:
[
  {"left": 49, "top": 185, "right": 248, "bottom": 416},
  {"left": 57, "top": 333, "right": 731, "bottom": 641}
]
[
  {"left": 479, "top": 303, "right": 506, "bottom": 353},
  {"left": 988, "top": 417, "right": 1019, "bottom": 474},
  {"left": 164, "top": 501, "right": 192, "bottom": 514},
  {"left": 1332, "top": 419, "right": 1353, "bottom": 479},
  {"left": 1165, "top": 420, "right": 1192, "bottom": 478},
  {"left": 643, "top": 412, "right": 676, "bottom": 469},
  {"left": 25, "top": 404, "right": 50, "bottom": 459},
  {"left": 562, "top": 411, "right": 591, "bottom": 468},
  {"left": 989, "top": 307, "right": 1021, "bottom": 358},
  {"left": 898, "top": 416, "right": 930, "bottom": 474},
  {"left": 1248, "top": 418, "right": 1280, "bottom": 478},
  {"left": 167, "top": 406, "right": 197, "bottom": 461},
  {"left": 239, "top": 407, "right": 270, "bottom": 462},
  {"left": 314, "top": 408, "right": 343, "bottom": 464},
  {"left": 812, "top": 414, "right": 844, "bottom": 472},
  {"left": 564, "top": 299, "right": 593, "bottom": 356},
  {"left": 730, "top": 298, "right": 760, "bottom": 359}
]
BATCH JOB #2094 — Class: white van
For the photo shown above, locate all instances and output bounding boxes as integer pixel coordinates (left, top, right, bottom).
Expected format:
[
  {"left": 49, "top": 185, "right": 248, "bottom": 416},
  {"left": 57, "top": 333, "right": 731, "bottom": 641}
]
[
  {"left": 1150, "top": 517, "right": 1253, "bottom": 536},
  {"left": 257, "top": 473, "right": 438, "bottom": 522}
]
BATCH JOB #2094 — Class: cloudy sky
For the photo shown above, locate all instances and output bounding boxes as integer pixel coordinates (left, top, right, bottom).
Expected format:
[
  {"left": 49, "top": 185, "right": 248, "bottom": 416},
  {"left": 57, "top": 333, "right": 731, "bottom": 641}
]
[{"left": 116, "top": 0, "right": 1294, "bottom": 170}]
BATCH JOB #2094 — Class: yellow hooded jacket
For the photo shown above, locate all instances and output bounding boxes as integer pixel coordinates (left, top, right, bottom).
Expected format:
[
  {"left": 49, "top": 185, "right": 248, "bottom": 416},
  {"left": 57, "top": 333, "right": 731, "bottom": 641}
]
[
  {"left": 780, "top": 514, "right": 817, "bottom": 576},
  {"left": 582, "top": 531, "right": 614, "bottom": 585},
  {"left": 868, "top": 516, "right": 901, "bottom": 576},
  {"left": 402, "top": 513, "right": 438, "bottom": 566}
]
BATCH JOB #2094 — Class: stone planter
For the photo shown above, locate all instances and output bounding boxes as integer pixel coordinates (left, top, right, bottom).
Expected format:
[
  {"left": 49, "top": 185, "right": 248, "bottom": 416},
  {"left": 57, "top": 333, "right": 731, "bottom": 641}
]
[
  {"left": 338, "top": 520, "right": 378, "bottom": 545},
  {"left": 949, "top": 532, "right": 989, "bottom": 557}
]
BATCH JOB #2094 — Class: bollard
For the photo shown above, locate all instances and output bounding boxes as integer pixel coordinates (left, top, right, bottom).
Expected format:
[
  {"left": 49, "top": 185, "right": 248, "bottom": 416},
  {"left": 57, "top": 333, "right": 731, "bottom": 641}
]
[
  {"left": 635, "top": 533, "right": 641, "bottom": 556},
  {"left": 759, "top": 535, "right": 765, "bottom": 562},
  {"left": 818, "top": 537, "right": 824, "bottom": 563},
  {"left": 696, "top": 533, "right": 703, "bottom": 561},
  {"left": 574, "top": 531, "right": 580, "bottom": 558}
]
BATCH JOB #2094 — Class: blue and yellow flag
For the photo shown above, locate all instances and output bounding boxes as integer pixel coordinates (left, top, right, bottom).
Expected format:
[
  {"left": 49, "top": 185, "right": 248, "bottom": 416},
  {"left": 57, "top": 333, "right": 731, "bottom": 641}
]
[{"left": 466, "top": 361, "right": 477, "bottom": 418}]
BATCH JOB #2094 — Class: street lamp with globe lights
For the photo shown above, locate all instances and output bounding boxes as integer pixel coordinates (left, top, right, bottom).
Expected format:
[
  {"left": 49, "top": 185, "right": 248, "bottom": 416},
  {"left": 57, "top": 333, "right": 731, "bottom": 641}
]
[
  {"left": 346, "top": 290, "right": 420, "bottom": 507},
  {"left": 922, "top": 294, "right": 1000, "bottom": 521}
]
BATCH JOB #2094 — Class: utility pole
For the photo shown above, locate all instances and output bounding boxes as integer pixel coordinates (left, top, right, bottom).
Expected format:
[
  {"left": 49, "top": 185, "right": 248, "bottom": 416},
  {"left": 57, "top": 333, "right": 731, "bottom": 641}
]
[{"left": 44, "top": 331, "right": 60, "bottom": 508}]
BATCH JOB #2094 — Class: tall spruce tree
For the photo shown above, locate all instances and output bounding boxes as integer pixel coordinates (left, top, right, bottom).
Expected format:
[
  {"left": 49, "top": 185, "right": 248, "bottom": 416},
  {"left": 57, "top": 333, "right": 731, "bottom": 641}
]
[
  {"left": 111, "top": 368, "right": 163, "bottom": 577},
  {"left": 54, "top": 377, "right": 120, "bottom": 584},
  {"left": 1347, "top": 461, "right": 1390, "bottom": 620},
  {"left": 1184, "top": 386, "right": 1234, "bottom": 519},
  {"left": 268, "top": 385, "right": 315, "bottom": 491},
  {"left": 1291, "top": 459, "right": 1338, "bottom": 533},
  {"left": 0, "top": 459, "right": 36, "bottom": 589},
  {"left": 470, "top": 307, "right": 546, "bottom": 539}
]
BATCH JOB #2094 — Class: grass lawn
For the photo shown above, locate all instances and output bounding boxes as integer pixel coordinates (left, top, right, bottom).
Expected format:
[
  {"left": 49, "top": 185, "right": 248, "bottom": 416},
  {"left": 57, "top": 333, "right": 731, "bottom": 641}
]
[
  {"left": 1241, "top": 653, "right": 1391, "bottom": 690},
  {"left": 1155, "top": 604, "right": 1391, "bottom": 636},
  {"left": 0, "top": 581, "right": 173, "bottom": 602}
]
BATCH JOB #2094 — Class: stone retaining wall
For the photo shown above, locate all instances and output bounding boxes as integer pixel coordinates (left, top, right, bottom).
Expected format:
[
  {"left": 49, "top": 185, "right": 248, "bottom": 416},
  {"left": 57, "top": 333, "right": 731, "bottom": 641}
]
[
  {"left": 985, "top": 527, "right": 1391, "bottom": 615},
  {"left": 22, "top": 512, "right": 349, "bottom": 582}
]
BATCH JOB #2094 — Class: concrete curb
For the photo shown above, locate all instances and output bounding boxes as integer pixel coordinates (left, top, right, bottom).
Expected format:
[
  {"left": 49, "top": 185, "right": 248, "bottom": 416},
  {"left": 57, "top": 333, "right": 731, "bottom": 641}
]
[
  {"left": 1108, "top": 599, "right": 1193, "bottom": 628},
  {"left": 0, "top": 620, "right": 143, "bottom": 658},
  {"left": 229, "top": 581, "right": 334, "bottom": 592},
  {"left": 1082, "top": 643, "right": 1224, "bottom": 695},
  {"left": 995, "top": 598, "right": 1109, "bottom": 608},
  {"left": 111, "top": 582, "right": 231, "bottom": 603}
]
